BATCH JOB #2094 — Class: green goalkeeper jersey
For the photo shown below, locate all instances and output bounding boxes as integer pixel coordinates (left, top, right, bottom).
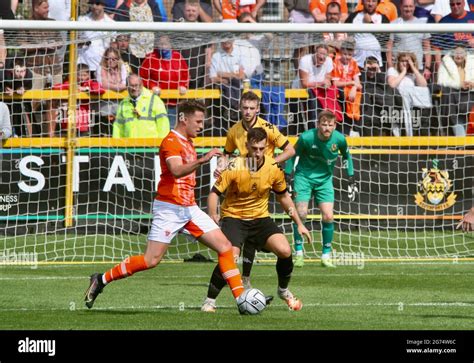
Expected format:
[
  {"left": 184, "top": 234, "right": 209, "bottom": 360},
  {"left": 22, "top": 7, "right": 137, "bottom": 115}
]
[{"left": 285, "top": 129, "right": 354, "bottom": 183}]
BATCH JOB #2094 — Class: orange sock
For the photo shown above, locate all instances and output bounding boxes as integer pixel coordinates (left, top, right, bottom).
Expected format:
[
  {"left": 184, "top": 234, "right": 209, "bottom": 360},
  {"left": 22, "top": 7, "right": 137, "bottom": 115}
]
[
  {"left": 104, "top": 255, "right": 148, "bottom": 284},
  {"left": 218, "top": 249, "right": 244, "bottom": 298}
]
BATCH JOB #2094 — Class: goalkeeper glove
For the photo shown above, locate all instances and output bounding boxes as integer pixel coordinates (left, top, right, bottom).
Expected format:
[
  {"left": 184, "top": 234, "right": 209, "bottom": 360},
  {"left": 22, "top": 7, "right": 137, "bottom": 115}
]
[
  {"left": 347, "top": 176, "right": 358, "bottom": 202},
  {"left": 285, "top": 173, "right": 294, "bottom": 195}
]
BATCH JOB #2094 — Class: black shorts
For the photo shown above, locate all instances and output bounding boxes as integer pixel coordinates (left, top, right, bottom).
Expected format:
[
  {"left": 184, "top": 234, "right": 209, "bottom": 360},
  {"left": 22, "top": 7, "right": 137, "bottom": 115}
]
[{"left": 220, "top": 217, "right": 282, "bottom": 252}]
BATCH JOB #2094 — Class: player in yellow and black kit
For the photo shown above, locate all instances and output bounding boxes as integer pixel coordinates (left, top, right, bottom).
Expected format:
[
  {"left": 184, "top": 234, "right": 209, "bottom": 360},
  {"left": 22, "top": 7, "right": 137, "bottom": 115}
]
[
  {"left": 202, "top": 127, "right": 311, "bottom": 312},
  {"left": 216, "top": 91, "right": 296, "bottom": 289}
]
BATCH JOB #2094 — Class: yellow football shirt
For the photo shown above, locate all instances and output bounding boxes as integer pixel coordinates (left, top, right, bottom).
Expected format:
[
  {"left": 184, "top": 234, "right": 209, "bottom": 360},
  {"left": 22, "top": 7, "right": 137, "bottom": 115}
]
[
  {"left": 213, "top": 156, "right": 287, "bottom": 219},
  {"left": 224, "top": 117, "right": 290, "bottom": 158}
]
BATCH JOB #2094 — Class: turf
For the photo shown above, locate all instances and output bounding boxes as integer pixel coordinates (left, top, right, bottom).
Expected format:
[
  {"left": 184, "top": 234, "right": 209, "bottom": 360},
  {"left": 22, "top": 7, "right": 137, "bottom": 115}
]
[{"left": 1, "top": 261, "right": 473, "bottom": 330}]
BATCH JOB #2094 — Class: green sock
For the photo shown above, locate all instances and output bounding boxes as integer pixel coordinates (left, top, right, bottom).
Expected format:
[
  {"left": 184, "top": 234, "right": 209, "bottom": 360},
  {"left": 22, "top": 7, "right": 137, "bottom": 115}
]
[
  {"left": 293, "top": 222, "right": 304, "bottom": 255},
  {"left": 322, "top": 221, "right": 334, "bottom": 255}
]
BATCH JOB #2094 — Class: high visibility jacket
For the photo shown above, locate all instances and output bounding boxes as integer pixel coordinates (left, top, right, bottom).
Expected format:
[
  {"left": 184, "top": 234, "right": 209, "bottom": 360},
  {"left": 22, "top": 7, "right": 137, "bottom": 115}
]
[{"left": 113, "top": 88, "right": 170, "bottom": 138}]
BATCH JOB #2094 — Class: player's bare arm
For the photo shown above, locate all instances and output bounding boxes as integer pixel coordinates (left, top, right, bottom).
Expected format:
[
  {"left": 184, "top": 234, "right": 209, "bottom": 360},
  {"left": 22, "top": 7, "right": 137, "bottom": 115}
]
[
  {"left": 207, "top": 190, "right": 221, "bottom": 224},
  {"left": 167, "top": 148, "right": 222, "bottom": 178},
  {"left": 276, "top": 192, "right": 312, "bottom": 244},
  {"left": 274, "top": 142, "right": 296, "bottom": 164}
]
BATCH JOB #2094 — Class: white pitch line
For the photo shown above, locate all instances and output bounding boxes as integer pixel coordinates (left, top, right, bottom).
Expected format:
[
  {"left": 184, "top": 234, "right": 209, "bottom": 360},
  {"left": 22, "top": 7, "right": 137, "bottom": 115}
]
[{"left": 0, "top": 302, "right": 473, "bottom": 312}]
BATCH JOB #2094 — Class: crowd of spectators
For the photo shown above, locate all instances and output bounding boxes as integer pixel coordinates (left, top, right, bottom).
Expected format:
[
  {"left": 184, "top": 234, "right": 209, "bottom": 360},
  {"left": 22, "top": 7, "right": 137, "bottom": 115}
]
[{"left": 0, "top": 0, "right": 473, "bottom": 138}]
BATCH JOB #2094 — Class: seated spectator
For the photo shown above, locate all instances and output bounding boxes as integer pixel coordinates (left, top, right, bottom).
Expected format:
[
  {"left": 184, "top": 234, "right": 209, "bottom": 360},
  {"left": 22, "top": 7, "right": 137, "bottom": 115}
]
[
  {"left": 387, "top": 52, "right": 432, "bottom": 136},
  {"left": 0, "top": 101, "right": 12, "bottom": 140},
  {"left": 139, "top": 35, "right": 189, "bottom": 128},
  {"left": 298, "top": 43, "right": 342, "bottom": 126},
  {"left": 115, "top": 0, "right": 165, "bottom": 64},
  {"left": 360, "top": 56, "right": 401, "bottom": 135},
  {"left": 96, "top": 47, "right": 128, "bottom": 135},
  {"left": 3, "top": 58, "right": 33, "bottom": 136},
  {"left": 322, "top": 2, "right": 348, "bottom": 47},
  {"left": 345, "top": 0, "right": 390, "bottom": 68},
  {"left": 437, "top": 46, "right": 474, "bottom": 136},
  {"left": 310, "top": 0, "right": 348, "bottom": 22},
  {"left": 97, "top": 47, "right": 128, "bottom": 93},
  {"left": 77, "top": 0, "right": 116, "bottom": 76},
  {"left": 173, "top": 0, "right": 212, "bottom": 22},
  {"left": 115, "top": 33, "right": 141, "bottom": 74},
  {"left": 331, "top": 40, "right": 362, "bottom": 136},
  {"left": 354, "top": 0, "right": 398, "bottom": 21},
  {"left": 52, "top": 63, "right": 105, "bottom": 136},
  {"left": 285, "top": 0, "right": 314, "bottom": 22},
  {"left": 386, "top": 0, "right": 432, "bottom": 80},
  {"left": 209, "top": 40, "right": 245, "bottom": 125},
  {"left": 113, "top": 74, "right": 170, "bottom": 138}
]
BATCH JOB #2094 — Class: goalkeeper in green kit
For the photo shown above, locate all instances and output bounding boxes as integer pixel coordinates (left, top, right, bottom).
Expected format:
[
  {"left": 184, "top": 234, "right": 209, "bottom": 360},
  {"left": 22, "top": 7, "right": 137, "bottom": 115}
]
[{"left": 284, "top": 110, "right": 357, "bottom": 268}]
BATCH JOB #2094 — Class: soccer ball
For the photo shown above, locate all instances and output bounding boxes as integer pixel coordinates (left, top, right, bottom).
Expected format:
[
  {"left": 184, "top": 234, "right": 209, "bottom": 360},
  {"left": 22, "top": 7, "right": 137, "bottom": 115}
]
[{"left": 237, "top": 288, "right": 266, "bottom": 315}]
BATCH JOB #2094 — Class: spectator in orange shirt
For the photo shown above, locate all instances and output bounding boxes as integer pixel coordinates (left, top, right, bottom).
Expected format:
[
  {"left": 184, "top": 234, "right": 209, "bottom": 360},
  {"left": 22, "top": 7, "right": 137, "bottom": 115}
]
[
  {"left": 310, "top": 0, "right": 348, "bottom": 22},
  {"left": 331, "top": 39, "right": 362, "bottom": 135},
  {"left": 323, "top": 2, "right": 348, "bottom": 47},
  {"left": 355, "top": 0, "right": 398, "bottom": 21}
]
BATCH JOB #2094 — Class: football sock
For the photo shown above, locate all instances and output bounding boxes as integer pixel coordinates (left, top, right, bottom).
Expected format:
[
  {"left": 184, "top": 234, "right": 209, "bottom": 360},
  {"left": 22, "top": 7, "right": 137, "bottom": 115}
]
[
  {"left": 103, "top": 255, "right": 148, "bottom": 284},
  {"left": 322, "top": 221, "right": 334, "bottom": 255},
  {"left": 207, "top": 264, "right": 227, "bottom": 299},
  {"left": 276, "top": 256, "right": 293, "bottom": 289},
  {"left": 293, "top": 222, "right": 304, "bottom": 256},
  {"left": 242, "top": 243, "right": 256, "bottom": 278},
  {"left": 218, "top": 249, "right": 244, "bottom": 299}
]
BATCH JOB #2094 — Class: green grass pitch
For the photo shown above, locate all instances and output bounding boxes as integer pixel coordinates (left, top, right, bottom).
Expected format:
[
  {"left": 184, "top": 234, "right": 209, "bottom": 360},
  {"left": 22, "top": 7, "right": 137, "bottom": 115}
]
[{"left": 1, "top": 259, "right": 473, "bottom": 330}]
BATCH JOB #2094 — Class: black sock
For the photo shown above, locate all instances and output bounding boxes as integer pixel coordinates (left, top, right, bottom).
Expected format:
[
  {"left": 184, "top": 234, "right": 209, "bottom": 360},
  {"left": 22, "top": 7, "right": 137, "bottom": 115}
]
[
  {"left": 207, "top": 264, "right": 227, "bottom": 299},
  {"left": 242, "top": 243, "right": 256, "bottom": 278},
  {"left": 276, "top": 256, "right": 293, "bottom": 289}
]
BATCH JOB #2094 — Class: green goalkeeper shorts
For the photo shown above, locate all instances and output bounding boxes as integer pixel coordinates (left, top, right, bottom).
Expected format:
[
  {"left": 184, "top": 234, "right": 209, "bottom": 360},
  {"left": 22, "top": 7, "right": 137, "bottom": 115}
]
[{"left": 293, "top": 175, "right": 334, "bottom": 204}]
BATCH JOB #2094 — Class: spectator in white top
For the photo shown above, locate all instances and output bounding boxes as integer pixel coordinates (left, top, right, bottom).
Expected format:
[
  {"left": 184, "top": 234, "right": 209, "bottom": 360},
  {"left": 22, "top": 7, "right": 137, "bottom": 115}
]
[
  {"left": 77, "top": 0, "right": 116, "bottom": 75},
  {"left": 437, "top": 46, "right": 474, "bottom": 136},
  {"left": 297, "top": 43, "right": 333, "bottom": 88},
  {"left": 0, "top": 102, "right": 12, "bottom": 140},
  {"left": 297, "top": 44, "right": 334, "bottom": 125},
  {"left": 431, "top": 0, "right": 469, "bottom": 21},
  {"left": 386, "top": 0, "right": 432, "bottom": 80},
  {"left": 345, "top": 0, "right": 390, "bottom": 68},
  {"left": 234, "top": 35, "right": 264, "bottom": 85},
  {"left": 209, "top": 40, "right": 245, "bottom": 122}
]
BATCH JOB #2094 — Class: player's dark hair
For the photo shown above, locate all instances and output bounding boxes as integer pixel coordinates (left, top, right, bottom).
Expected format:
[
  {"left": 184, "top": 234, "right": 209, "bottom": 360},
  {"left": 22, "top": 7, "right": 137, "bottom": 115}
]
[
  {"left": 318, "top": 110, "right": 337, "bottom": 124},
  {"left": 240, "top": 91, "right": 261, "bottom": 105},
  {"left": 247, "top": 127, "right": 267, "bottom": 144},
  {"left": 177, "top": 100, "right": 206, "bottom": 121}
]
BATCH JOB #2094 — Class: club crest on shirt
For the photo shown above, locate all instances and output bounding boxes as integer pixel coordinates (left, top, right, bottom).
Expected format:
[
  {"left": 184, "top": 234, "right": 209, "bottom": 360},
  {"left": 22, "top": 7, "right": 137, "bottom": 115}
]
[{"left": 331, "top": 143, "right": 338, "bottom": 152}]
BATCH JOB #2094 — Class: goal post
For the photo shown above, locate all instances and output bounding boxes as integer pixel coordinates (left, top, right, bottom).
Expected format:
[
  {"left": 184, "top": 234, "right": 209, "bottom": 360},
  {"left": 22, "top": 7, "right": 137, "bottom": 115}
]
[{"left": 0, "top": 20, "right": 473, "bottom": 264}]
